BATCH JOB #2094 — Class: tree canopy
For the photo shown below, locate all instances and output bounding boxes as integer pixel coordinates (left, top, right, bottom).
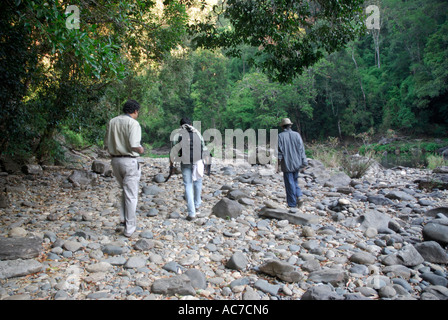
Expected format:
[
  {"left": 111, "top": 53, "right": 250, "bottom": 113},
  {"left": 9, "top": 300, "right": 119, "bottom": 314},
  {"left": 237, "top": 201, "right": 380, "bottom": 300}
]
[
  {"left": 190, "top": 0, "right": 366, "bottom": 83},
  {"left": 1, "top": 0, "right": 447, "bottom": 164}
]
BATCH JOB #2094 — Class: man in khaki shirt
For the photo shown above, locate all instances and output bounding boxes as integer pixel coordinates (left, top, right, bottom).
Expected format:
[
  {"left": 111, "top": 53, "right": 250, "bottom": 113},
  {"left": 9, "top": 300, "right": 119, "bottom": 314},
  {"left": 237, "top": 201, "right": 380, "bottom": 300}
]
[{"left": 105, "top": 99, "right": 144, "bottom": 237}]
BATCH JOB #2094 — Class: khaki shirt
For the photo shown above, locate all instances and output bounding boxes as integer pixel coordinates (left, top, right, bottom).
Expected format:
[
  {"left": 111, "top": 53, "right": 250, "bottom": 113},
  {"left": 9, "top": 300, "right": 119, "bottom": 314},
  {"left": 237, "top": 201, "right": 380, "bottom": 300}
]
[{"left": 105, "top": 114, "right": 142, "bottom": 157}]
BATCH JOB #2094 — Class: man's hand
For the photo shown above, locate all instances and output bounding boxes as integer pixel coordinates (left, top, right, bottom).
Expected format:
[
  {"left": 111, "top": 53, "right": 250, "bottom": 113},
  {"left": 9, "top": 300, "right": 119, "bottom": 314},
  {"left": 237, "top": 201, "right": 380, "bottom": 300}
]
[
  {"left": 132, "top": 146, "right": 144, "bottom": 154},
  {"left": 276, "top": 160, "right": 281, "bottom": 173}
]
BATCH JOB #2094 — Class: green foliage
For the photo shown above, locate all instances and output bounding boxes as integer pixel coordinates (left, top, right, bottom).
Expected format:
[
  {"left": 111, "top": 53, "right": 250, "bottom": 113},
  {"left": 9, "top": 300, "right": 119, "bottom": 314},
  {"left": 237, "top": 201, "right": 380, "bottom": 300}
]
[
  {"left": 2, "top": 0, "right": 448, "bottom": 162},
  {"left": 190, "top": 0, "right": 366, "bottom": 83},
  {"left": 427, "top": 154, "right": 448, "bottom": 170},
  {"left": 0, "top": 0, "right": 189, "bottom": 161}
]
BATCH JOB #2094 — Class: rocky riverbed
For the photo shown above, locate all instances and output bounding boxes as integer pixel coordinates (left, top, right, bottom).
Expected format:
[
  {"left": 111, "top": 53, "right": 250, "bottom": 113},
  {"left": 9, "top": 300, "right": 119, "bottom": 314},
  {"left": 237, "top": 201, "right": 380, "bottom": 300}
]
[{"left": 0, "top": 153, "right": 447, "bottom": 300}]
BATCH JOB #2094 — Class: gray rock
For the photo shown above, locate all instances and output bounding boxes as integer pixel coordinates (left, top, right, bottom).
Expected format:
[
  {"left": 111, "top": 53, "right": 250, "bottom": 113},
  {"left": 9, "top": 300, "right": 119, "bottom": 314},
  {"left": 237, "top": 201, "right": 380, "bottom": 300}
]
[
  {"left": 146, "top": 208, "right": 158, "bottom": 217},
  {"left": 226, "top": 251, "right": 248, "bottom": 270},
  {"left": 185, "top": 268, "right": 207, "bottom": 289},
  {"left": 230, "top": 277, "right": 250, "bottom": 289},
  {"left": 102, "top": 244, "right": 123, "bottom": 256},
  {"left": 421, "top": 285, "right": 448, "bottom": 300},
  {"left": 22, "top": 164, "right": 43, "bottom": 175},
  {"left": 134, "top": 239, "right": 154, "bottom": 251},
  {"left": 385, "top": 191, "right": 415, "bottom": 201},
  {"left": 125, "top": 256, "right": 147, "bottom": 269},
  {"left": 308, "top": 269, "right": 349, "bottom": 286},
  {"left": 0, "top": 259, "right": 43, "bottom": 279},
  {"left": 87, "top": 291, "right": 112, "bottom": 300},
  {"left": 91, "top": 160, "right": 112, "bottom": 176},
  {"left": 349, "top": 264, "right": 369, "bottom": 276},
  {"left": 243, "top": 288, "right": 261, "bottom": 300},
  {"left": 227, "top": 189, "right": 248, "bottom": 200},
  {"left": 142, "top": 185, "right": 164, "bottom": 196},
  {"left": 302, "top": 259, "right": 322, "bottom": 272},
  {"left": 151, "top": 274, "right": 196, "bottom": 296},
  {"left": 301, "top": 284, "right": 344, "bottom": 300},
  {"left": 258, "top": 207, "right": 319, "bottom": 225},
  {"left": 68, "top": 170, "right": 98, "bottom": 186},
  {"left": 212, "top": 197, "right": 243, "bottom": 219},
  {"left": 421, "top": 273, "right": 448, "bottom": 287},
  {"left": 254, "top": 279, "right": 281, "bottom": 296},
  {"left": 422, "top": 223, "right": 448, "bottom": 246},
  {"left": 153, "top": 173, "right": 166, "bottom": 183},
  {"left": 383, "top": 265, "right": 412, "bottom": 279},
  {"left": 85, "top": 262, "right": 112, "bottom": 273},
  {"left": 379, "top": 285, "right": 397, "bottom": 299},
  {"left": 367, "top": 195, "right": 394, "bottom": 206},
  {"left": 63, "top": 240, "right": 83, "bottom": 252},
  {"left": 239, "top": 198, "right": 255, "bottom": 206},
  {"left": 357, "top": 210, "right": 391, "bottom": 231},
  {"left": 391, "top": 278, "right": 413, "bottom": 292},
  {"left": 396, "top": 244, "right": 425, "bottom": 267},
  {"left": 0, "top": 237, "right": 42, "bottom": 261},
  {"left": 414, "top": 241, "right": 448, "bottom": 264},
  {"left": 425, "top": 207, "right": 448, "bottom": 219},
  {"left": 163, "top": 261, "right": 184, "bottom": 274},
  {"left": 323, "top": 172, "right": 351, "bottom": 188},
  {"left": 104, "top": 256, "right": 127, "bottom": 266},
  {"left": 349, "top": 251, "right": 376, "bottom": 265},
  {"left": 258, "top": 259, "right": 303, "bottom": 283}
]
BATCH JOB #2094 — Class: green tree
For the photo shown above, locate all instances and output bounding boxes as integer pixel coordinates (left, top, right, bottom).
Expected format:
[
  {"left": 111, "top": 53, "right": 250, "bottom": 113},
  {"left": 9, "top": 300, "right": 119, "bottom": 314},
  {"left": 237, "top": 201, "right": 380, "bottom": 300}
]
[
  {"left": 191, "top": 49, "right": 229, "bottom": 130},
  {"left": 190, "top": 0, "right": 366, "bottom": 83},
  {"left": 1, "top": 0, "right": 189, "bottom": 160}
]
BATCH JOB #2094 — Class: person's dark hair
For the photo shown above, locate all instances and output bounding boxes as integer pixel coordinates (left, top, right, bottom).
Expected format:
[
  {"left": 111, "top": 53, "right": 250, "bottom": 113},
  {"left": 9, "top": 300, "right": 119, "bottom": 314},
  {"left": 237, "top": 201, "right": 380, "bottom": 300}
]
[
  {"left": 180, "top": 117, "right": 192, "bottom": 126},
  {"left": 123, "top": 99, "right": 140, "bottom": 114},
  {"left": 282, "top": 124, "right": 292, "bottom": 129}
]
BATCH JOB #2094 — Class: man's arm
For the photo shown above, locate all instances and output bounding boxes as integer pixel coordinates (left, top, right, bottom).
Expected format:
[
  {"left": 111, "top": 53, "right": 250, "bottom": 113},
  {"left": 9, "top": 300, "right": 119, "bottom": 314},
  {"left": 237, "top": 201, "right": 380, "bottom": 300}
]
[
  {"left": 132, "top": 146, "right": 144, "bottom": 154},
  {"left": 129, "top": 121, "right": 144, "bottom": 154},
  {"left": 277, "top": 135, "right": 283, "bottom": 173}
]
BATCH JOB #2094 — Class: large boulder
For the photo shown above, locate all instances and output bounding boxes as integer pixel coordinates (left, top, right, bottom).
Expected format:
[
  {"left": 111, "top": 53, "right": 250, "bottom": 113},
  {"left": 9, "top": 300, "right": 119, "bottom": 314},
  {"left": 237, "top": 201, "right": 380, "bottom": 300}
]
[
  {"left": 0, "top": 237, "right": 42, "bottom": 261},
  {"left": 151, "top": 274, "right": 196, "bottom": 296},
  {"left": 91, "top": 160, "right": 112, "bottom": 177},
  {"left": 258, "top": 207, "right": 319, "bottom": 225},
  {"left": 22, "top": 164, "right": 43, "bottom": 175},
  {"left": 68, "top": 170, "right": 98, "bottom": 187},
  {"left": 258, "top": 260, "right": 303, "bottom": 283},
  {"left": 212, "top": 198, "right": 243, "bottom": 219},
  {"left": 357, "top": 210, "right": 391, "bottom": 231},
  {"left": 0, "top": 259, "right": 43, "bottom": 280},
  {"left": 422, "top": 223, "right": 448, "bottom": 246}
]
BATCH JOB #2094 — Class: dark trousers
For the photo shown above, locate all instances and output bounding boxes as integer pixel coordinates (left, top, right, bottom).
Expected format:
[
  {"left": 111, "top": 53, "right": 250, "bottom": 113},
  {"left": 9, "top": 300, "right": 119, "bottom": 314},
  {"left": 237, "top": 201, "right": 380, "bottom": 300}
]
[{"left": 283, "top": 171, "right": 303, "bottom": 208}]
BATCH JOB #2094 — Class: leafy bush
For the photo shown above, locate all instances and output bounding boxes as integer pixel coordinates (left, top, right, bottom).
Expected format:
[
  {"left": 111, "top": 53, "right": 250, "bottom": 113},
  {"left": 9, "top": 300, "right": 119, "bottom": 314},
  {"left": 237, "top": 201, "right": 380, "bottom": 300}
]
[
  {"left": 307, "top": 138, "right": 342, "bottom": 169},
  {"left": 427, "top": 154, "right": 448, "bottom": 170},
  {"left": 341, "top": 153, "right": 376, "bottom": 178}
]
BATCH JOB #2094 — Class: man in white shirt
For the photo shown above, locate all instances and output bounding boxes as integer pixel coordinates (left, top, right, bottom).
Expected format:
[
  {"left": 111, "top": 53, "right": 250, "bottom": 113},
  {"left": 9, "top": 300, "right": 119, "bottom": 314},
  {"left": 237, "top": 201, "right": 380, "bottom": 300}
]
[{"left": 105, "top": 99, "right": 144, "bottom": 237}]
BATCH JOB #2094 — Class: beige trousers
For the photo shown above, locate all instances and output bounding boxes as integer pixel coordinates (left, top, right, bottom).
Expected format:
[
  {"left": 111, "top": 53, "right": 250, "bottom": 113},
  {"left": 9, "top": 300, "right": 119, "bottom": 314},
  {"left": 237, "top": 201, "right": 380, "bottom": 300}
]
[{"left": 111, "top": 157, "right": 141, "bottom": 236}]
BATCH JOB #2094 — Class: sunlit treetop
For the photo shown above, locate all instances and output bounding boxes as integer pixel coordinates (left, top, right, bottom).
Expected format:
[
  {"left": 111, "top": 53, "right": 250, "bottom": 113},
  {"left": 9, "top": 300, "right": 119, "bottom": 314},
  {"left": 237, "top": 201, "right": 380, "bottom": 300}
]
[{"left": 190, "top": 0, "right": 367, "bottom": 83}]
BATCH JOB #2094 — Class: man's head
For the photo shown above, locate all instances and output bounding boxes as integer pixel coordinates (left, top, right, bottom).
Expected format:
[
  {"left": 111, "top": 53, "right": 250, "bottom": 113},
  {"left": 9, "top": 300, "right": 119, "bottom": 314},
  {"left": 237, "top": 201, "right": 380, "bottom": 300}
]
[
  {"left": 180, "top": 117, "right": 192, "bottom": 126},
  {"left": 280, "top": 118, "right": 293, "bottom": 129},
  {"left": 123, "top": 99, "right": 140, "bottom": 119}
]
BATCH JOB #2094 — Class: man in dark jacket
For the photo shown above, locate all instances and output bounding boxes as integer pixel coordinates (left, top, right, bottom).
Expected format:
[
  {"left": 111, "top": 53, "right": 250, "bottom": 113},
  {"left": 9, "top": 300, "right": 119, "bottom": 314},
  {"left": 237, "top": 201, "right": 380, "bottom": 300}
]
[
  {"left": 277, "top": 118, "right": 308, "bottom": 208},
  {"left": 169, "top": 117, "right": 207, "bottom": 221}
]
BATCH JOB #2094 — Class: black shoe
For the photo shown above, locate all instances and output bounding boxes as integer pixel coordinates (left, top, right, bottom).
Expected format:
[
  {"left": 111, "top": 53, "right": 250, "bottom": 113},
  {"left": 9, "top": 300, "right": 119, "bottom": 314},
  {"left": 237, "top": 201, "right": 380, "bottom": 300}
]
[{"left": 186, "top": 215, "right": 196, "bottom": 221}]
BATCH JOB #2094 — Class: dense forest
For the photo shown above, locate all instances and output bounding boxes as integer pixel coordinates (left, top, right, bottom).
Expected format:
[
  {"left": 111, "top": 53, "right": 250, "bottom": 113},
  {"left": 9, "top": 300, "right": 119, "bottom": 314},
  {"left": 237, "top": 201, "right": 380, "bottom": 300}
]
[{"left": 1, "top": 0, "right": 447, "bottom": 164}]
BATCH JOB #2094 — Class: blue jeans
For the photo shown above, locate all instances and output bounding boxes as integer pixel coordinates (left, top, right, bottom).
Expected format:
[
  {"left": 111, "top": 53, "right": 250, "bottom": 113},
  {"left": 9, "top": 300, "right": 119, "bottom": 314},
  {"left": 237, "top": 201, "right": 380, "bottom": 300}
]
[
  {"left": 283, "top": 171, "right": 303, "bottom": 208},
  {"left": 181, "top": 164, "right": 202, "bottom": 217}
]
